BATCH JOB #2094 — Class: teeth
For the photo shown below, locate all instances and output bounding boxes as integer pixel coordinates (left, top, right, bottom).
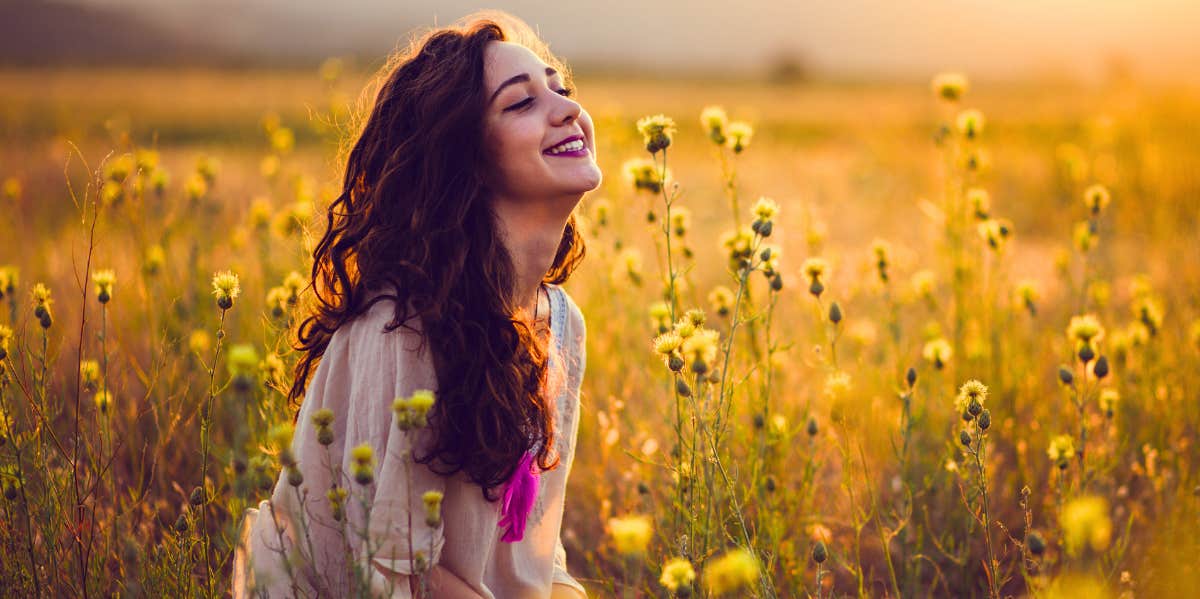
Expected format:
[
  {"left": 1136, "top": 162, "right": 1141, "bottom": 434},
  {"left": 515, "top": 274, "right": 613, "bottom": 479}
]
[{"left": 546, "top": 139, "right": 585, "bottom": 154}]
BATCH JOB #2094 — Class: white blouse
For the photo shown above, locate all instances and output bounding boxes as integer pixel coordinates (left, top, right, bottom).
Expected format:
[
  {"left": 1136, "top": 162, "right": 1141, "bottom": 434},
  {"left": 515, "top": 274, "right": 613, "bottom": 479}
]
[{"left": 233, "top": 283, "right": 587, "bottom": 598}]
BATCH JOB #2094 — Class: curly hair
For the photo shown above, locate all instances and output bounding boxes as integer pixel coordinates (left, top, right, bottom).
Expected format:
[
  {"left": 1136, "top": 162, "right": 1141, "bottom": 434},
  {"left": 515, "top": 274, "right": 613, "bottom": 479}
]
[{"left": 287, "top": 10, "right": 586, "bottom": 501}]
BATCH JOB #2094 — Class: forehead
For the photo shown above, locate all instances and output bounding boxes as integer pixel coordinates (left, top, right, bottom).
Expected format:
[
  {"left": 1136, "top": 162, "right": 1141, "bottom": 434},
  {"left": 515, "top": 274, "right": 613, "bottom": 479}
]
[{"left": 484, "top": 41, "right": 551, "bottom": 89}]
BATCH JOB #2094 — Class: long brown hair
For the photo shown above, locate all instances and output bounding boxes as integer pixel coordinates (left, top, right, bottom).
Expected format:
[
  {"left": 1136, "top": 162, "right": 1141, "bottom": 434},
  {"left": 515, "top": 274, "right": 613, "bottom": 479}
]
[{"left": 288, "top": 10, "right": 586, "bottom": 501}]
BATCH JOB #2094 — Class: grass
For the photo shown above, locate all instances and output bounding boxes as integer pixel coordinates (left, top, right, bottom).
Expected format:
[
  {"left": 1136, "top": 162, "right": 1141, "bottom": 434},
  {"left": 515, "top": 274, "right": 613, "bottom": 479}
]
[{"left": 1, "top": 65, "right": 1199, "bottom": 597}]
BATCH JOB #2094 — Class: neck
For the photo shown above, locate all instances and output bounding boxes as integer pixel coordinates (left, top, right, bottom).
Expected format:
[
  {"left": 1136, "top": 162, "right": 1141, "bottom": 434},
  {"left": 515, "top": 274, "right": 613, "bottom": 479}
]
[{"left": 492, "top": 196, "right": 574, "bottom": 316}]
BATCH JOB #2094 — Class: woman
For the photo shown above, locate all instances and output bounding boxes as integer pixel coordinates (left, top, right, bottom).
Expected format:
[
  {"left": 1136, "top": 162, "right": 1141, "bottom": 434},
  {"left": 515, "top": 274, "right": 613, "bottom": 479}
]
[{"left": 233, "top": 9, "right": 600, "bottom": 598}]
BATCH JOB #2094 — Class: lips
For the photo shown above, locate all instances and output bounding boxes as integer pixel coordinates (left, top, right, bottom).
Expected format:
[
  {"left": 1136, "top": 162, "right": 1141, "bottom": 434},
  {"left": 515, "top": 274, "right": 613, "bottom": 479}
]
[{"left": 543, "top": 134, "right": 585, "bottom": 154}]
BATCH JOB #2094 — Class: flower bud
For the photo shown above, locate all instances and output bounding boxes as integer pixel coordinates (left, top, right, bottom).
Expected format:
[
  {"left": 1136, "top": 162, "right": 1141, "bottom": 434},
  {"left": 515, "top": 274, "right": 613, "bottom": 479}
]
[
  {"left": 189, "top": 486, "right": 206, "bottom": 506},
  {"left": 668, "top": 355, "right": 685, "bottom": 373},
  {"left": 1078, "top": 343, "right": 1095, "bottom": 364},
  {"left": 770, "top": 273, "right": 783, "bottom": 292},
  {"left": 905, "top": 367, "right": 917, "bottom": 388},
  {"left": 173, "top": 515, "right": 189, "bottom": 533},
  {"left": 287, "top": 467, "right": 304, "bottom": 487},
  {"left": 675, "top": 378, "right": 692, "bottom": 398},
  {"left": 1058, "top": 366, "right": 1074, "bottom": 386},
  {"left": 1093, "top": 355, "right": 1109, "bottom": 379},
  {"left": 968, "top": 399, "right": 983, "bottom": 417},
  {"left": 812, "top": 540, "right": 828, "bottom": 564},
  {"left": 1027, "top": 530, "right": 1046, "bottom": 556},
  {"left": 959, "top": 430, "right": 972, "bottom": 446},
  {"left": 978, "top": 409, "right": 991, "bottom": 431},
  {"left": 828, "top": 302, "right": 843, "bottom": 325}
]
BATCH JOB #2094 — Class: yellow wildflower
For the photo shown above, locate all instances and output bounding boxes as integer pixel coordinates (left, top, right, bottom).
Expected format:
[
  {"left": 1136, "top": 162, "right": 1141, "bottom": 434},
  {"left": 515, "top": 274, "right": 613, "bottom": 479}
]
[
  {"left": 931, "top": 72, "right": 968, "bottom": 101},
  {"left": 1061, "top": 496, "right": 1112, "bottom": 555},
  {"left": 725, "top": 121, "right": 753, "bottom": 153},
  {"left": 704, "top": 548, "right": 759, "bottom": 596},
  {"left": 607, "top": 515, "right": 653, "bottom": 557},
  {"left": 700, "top": 105, "right": 728, "bottom": 145},
  {"left": 636, "top": 114, "right": 677, "bottom": 154},
  {"left": 660, "top": 557, "right": 696, "bottom": 593}
]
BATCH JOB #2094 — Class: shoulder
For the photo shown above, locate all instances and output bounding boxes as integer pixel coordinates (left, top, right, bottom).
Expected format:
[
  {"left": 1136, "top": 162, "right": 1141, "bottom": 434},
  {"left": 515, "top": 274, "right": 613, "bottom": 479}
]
[{"left": 338, "top": 289, "right": 429, "bottom": 364}]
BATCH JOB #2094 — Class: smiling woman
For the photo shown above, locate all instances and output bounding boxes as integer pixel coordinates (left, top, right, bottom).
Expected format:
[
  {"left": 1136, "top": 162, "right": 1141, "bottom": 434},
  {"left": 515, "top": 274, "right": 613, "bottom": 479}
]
[{"left": 232, "top": 9, "right": 598, "bottom": 599}]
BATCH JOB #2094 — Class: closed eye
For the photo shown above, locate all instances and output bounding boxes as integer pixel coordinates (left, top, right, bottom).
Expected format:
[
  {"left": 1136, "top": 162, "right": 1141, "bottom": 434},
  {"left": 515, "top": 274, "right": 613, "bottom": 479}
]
[{"left": 505, "top": 87, "right": 575, "bottom": 112}]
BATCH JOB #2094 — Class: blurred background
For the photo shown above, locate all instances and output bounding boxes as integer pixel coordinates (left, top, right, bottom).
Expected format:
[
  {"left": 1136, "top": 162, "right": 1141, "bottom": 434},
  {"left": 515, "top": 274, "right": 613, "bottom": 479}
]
[{"left": 3, "top": 2, "right": 1200, "bottom": 596}]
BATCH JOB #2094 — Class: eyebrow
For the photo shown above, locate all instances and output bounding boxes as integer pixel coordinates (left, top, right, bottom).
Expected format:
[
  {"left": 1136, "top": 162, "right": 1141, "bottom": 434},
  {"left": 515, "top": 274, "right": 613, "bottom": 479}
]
[{"left": 489, "top": 66, "right": 558, "bottom": 106}]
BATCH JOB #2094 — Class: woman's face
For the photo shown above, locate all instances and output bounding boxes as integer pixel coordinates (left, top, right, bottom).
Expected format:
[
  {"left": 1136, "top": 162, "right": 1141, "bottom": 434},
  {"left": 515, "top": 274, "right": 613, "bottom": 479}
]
[{"left": 481, "top": 41, "right": 602, "bottom": 205}]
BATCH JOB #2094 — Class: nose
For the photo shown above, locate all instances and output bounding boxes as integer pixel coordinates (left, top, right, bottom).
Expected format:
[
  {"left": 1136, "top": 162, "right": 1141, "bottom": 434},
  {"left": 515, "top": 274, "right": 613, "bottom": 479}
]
[{"left": 553, "top": 94, "right": 581, "bottom": 126}]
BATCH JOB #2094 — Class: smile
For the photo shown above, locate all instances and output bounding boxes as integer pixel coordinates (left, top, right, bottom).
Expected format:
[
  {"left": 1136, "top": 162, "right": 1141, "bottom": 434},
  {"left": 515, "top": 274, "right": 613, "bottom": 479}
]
[{"left": 544, "top": 139, "right": 586, "bottom": 156}]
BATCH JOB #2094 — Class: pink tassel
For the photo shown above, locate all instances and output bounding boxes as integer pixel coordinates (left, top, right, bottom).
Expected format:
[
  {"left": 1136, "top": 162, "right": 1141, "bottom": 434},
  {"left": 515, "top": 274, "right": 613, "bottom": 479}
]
[{"left": 498, "top": 449, "right": 540, "bottom": 542}]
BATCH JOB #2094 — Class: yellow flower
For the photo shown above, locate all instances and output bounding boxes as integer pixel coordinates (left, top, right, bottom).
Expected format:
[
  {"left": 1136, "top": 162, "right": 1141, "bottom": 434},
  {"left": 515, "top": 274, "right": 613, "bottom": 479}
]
[
  {"left": 1067, "top": 314, "right": 1104, "bottom": 344},
  {"left": 720, "top": 227, "right": 754, "bottom": 266},
  {"left": 802, "top": 257, "right": 828, "bottom": 282},
  {"left": 79, "top": 360, "right": 101, "bottom": 391},
  {"left": 660, "top": 557, "right": 696, "bottom": 593},
  {"left": 143, "top": 245, "right": 166, "bottom": 276},
  {"left": 350, "top": 443, "right": 376, "bottom": 485},
  {"left": 612, "top": 248, "right": 643, "bottom": 287},
  {"left": 184, "top": 173, "right": 208, "bottom": 201},
  {"left": 704, "top": 548, "right": 759, "bottom": 596},
  {"left": 966, "top": 187, "right": 990, "bottom": 219},
  {"left": 708, "top": 286, "right": 735, "bottom": 317},
  {"left": 196, "top": 155, "right": 219, "bottom": 184},
  {"left": 607, "top": 515, "right": 653, "bottom": 557},
  {"left": 1047, "top": 434, "right": 1076, "bottom": 469},
  {"left": 260, "top": 353, "right": 286, "bottom": 390},
  {"left": 0, "top": 265, "right": 18, "bottom": 297},
  {"left": 268, "top": 423, "right": 295, "bottom": 453},
  {"left": 911, "top": 270, "right": 935, "bottom": 298},
  {"left": 260, "top": 155, "right": 281, "bottom": 180},
  {"left": 1098, "top": 389, "right": 1119, "bottom": 417},
  {"left": 931, "top": 72, "right": 968, "bottom": 101},
  {"left": 751, "top": 197, "right": 779, "bottom": 222},
  {"left": 94, "top": 388, "right": 114, "bottom": 414},
  {"left": 636, "top": 114, "right": 677, "bottom": 154},
  {"left": 653, "top": 331, "right": 683, "bottom": 360},
  {"left": 422, "top": 490, "right": 444, "bottom": 526},
  {"left": 31, "top": 282, "right": 52, "bottom": 307},
  {"left": 227, "top": 344, "right": 260, "bottom": 378},
  {"left": 0, "top": 324, "right": 12, "bottom": 360},
  {"left": 1015, "top": 279, "right": 1039, "bottom": 312},
  {"left": 669, "top": 206, "right": 691, "bottom": 238},
  {"left": 211, "top": 270, "right": 241, "bottom": 309},
  {"left": 725, "top": 121, "right": 753, "bottom": 153},
  {"left": 977, "top": 218, "right": 1007, "bottom": 250},
  {"left": 700, "top": 105, "right": 728, "bottom": 145},
  {"left": 956, "top": 109, "right": 985, "bottom": 139},
  {"left": 1060, "top": 496, "right": 1112, "bottom": 555},
  {"left": 1084, "top": 183, "right": 1111, "bottom": 216},
  {"left": 681, "top": 328, "right": 720, "bottom": 373},
  {"left": 954, "top": 379, "right": 988, "bottom": 414},
  {"left": 1132, "top": 296, "right": 1163, "bottom": 335},
  {"left": 1073, "top": 221, "right": 1096, "bottom": 252},
  {"left": 623, "top": 157, "right": 667, "bottom": 194},
  {"left": 922, "top": 338, "right": 953, "bottom": 369},
  {"left": 270, "top": 127, "right": 295, "bottom": 155},
  {"left": 92, "top": 269, "right": 115, "bottom": 304}
]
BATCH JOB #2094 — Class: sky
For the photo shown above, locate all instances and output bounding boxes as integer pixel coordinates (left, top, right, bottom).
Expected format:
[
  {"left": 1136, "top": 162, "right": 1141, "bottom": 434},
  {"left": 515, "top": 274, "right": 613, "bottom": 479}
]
[{"left": 74, "top": 0, "right": 1200, "bottom": 82}]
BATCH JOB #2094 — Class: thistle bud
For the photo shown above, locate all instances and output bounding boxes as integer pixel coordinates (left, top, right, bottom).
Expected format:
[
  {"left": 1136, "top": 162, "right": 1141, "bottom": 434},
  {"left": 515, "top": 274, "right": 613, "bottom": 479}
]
[
  {"left": 978, "top": 409, "right": 991, "bottom": 431},
  {"left": 812, "top": 540, "right": 828, "bottom": 564},
  {"left": 287, "top": 467, "right": 304, "bottom": 487},
  {"left": 758, "top": 221, "right": 773, "bottom": 237},
  {"left": 809, "top": 279, "right": 824, "bottom": 298},
  {"left": 828, "top": 302, "right": 843, "bottom": 325},
  {"left": 770, "top": 274, "right": 783, "bottom": 292},
  {"left": 968, "top": 399, "right": 983, "bottom": 417},
  {"left": 905, "top": 367, "right": 917, "bottom": 388},
  {"left": 189, "top": 486, "right": 206, "bottom": 506},
  {"left": 1058, "top": 366, "right": 1074, "bottom": 386},
  {"left": 675, "top": 378, "right": 692, "bottom": 398},
  {"left": 668, "top": 355, "right": 685, "bottom": 373},
  {"left": 1027, "top": 530, "right": 1046, "bottom": 556},
  {"left": 173, "top": 515, "right": 189, "bottom": 534},
  {"left": 959, "top": 430, "right": 972, "bottom": 446},
  {"left": 806, "top": 417, "right": 819, "bottom": 437},
  {"left": 752, "top": 413, "right": 765, "bottom": 429},
  {"left": 1093, "top": 355, "right": 1109, "bottom": 379},
  {"left": 1078, "top": 343, "right": 1095, "bottom": 364}
]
